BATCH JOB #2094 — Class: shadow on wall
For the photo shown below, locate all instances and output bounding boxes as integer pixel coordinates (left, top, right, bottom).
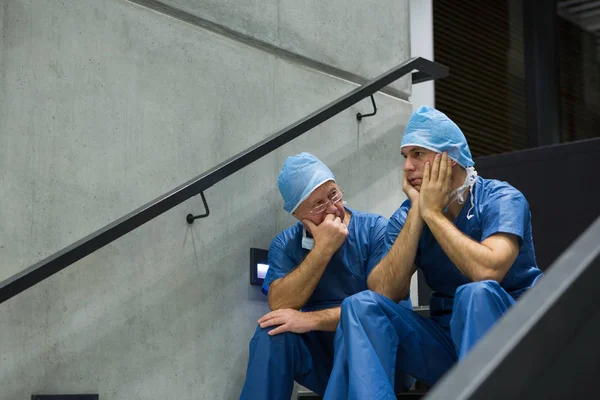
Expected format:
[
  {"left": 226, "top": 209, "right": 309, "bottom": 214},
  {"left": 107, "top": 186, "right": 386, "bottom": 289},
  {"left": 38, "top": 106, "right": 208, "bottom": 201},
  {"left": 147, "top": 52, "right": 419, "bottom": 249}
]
[
  {"left": 0, "top": 164, "right": 279, "bottom": 398},
  {"left": 0, "top": 105, "right": 409, "bottom": 399}
]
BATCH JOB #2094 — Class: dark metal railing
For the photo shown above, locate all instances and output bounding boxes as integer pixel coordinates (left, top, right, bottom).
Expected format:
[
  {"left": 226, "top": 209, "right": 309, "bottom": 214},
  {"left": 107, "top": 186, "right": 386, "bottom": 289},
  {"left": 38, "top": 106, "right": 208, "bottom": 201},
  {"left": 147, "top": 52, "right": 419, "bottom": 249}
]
[{"left": 0, "top": 57, "right": 448, "bottom": 305}]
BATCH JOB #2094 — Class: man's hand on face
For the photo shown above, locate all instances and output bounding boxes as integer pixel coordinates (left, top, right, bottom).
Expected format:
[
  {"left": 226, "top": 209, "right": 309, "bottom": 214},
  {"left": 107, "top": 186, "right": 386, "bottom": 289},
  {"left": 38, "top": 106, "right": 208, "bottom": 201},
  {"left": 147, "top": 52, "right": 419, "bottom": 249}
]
[
  {"left": 258, "top": 309, "right": 315, "bottom": 336},
  {"left": 402, "top": 172, "right": 420, "bottom": 208},
  {"left": 420, "top": 152, "right": 452, "bottom": 220},
  {"left": 303, "top": 214, "right": 348, "bottom": 256}
]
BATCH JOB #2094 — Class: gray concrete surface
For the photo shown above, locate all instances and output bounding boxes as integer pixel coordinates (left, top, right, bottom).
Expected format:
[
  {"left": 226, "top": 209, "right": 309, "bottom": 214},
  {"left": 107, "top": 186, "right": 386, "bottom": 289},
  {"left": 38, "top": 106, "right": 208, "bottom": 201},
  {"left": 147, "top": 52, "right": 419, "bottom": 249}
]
[
  {"left": 0, "top": 0, "right": 413, "bottom": 398},
  {"left": 155, "top": 0, "right": 412, "bottom": 94},
  {"left": 409, "top": 0, "right": 435, "bottom": 113}
]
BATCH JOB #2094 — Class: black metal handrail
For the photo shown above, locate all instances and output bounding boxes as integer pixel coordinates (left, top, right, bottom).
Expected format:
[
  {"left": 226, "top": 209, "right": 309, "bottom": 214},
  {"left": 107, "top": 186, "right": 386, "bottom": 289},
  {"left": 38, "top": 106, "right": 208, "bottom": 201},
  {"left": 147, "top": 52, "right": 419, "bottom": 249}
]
[{"left": 0, "top": 57, "right": 448, "bottom": 305}]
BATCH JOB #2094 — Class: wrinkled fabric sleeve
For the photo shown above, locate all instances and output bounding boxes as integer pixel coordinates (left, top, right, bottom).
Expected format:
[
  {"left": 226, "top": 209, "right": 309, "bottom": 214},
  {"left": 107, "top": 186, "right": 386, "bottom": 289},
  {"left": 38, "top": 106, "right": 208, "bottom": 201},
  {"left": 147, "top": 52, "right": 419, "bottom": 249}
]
[
  {"left": 261, "top": 234, "right": 297, "bottom": 296},
  {"left": 480, "top": 188, "right": 529, "bottom": 244},
  {"left": 365, "top": 216, "right": 390, "bottom": 277},
  {"left": 386, "top": 200, "right": 420, "bottom": 267}
]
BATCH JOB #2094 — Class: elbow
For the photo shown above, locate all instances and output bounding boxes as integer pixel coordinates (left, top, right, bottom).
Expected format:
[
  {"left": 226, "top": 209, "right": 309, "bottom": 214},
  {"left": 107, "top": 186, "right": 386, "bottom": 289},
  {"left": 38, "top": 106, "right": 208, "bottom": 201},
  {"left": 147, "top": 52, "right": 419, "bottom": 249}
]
[
  {"left": 471, "top": 272, "right": 501, "bottom": 283},
  {"left": 387, "top": 291, "right": 409, "bottom": 304},
  {"left": 366, "top": 276, "right": 387, "bottom": 297},
  {"left": 267, "top": 298, "right": 280, "bottom": 311},
  {"left": 267, "top": 281, "right": 305, "bottom": 310},
  {"left": 268, "top": 300, "right": 302, "bottom": 311},
  {"left": 267, "top": 291, "right": 303, "bottom": 311},
  {"left": 366, "top": 275, "right": 378, "bottom": 293},
  {"left": 367, "top": 277, "right": 408, "bottom": 304},
  {"left": 391, "top": 288, "right": 410, "bottom": 304},
  {"left": 469, "top": 264, "right": 508, "bottom": 283}
]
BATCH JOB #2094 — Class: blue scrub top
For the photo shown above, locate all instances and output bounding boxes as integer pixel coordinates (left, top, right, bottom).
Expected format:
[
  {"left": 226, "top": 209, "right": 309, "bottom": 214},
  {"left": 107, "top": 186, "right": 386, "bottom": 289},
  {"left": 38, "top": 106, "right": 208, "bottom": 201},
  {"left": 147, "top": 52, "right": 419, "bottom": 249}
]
[
  {"left": 263, "top": 208, "right": 391, "bottom": 312},
  {"left": 387, "top": 177, "right": 543, "bottom": 313}
]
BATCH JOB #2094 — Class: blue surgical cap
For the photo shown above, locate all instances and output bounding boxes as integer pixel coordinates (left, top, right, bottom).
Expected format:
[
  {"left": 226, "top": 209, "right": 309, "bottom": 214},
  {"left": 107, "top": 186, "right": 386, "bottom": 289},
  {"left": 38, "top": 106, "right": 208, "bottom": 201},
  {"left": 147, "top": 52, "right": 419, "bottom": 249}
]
[
  {"left": 401, "top": 105, "right": 474, "bottom": 168},
  {"left": 278, "top": 152, "right": 335, "bottom": 213}
]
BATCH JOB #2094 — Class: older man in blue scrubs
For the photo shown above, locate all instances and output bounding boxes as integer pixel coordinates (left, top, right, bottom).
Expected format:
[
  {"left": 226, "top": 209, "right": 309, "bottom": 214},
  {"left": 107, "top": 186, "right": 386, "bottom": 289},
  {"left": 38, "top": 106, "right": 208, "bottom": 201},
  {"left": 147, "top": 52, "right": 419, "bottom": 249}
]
[
  {"left": 239, "top": 152, "right": 413, "bottom": 400},
  {"left": 324, "top": 106, "right": 544, "bottom": 399}
]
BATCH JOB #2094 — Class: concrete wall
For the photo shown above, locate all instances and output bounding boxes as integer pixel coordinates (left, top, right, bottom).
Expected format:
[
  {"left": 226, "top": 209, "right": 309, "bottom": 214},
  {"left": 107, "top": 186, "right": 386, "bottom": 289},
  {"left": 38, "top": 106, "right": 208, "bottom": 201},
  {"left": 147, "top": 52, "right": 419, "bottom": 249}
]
[
  {"left": 155, "top": 0, "right": 411, "bottom": 94},
  {"left": 408, "top": 0, "right": 435, "bottom": 305},
  {"left": 0, "top": 0, "right": 412, "bottom": 398}
]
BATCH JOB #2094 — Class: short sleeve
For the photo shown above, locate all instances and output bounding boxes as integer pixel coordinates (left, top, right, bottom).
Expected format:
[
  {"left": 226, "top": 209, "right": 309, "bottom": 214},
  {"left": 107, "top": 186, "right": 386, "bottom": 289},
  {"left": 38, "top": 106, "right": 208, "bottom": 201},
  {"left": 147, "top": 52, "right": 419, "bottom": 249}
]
[
  {"left": 365, "top": 216, "right": 390, "bottom": 276},
  {"left": 386, "top": 200, "right": 421, "bottom": 267},
  {"left": 480, "top": 187, "right": 529, "bottom": 243},
  {"left": 386, "top": 200, "right": 412, "bottom": 249},
  {"left": 261, "top": 234, "right": 298, "bottom": 295}
]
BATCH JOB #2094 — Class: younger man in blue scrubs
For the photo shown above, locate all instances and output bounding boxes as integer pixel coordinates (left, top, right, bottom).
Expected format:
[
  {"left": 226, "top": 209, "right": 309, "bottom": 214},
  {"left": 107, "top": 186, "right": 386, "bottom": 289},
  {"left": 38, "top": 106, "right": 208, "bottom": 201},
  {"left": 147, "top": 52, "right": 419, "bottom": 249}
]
[
  {"left": 324, "top": 106, "right": 543, "bottom": 399},
  {"left": 239, "top": 152, "right": 412, "bottom": 400}
]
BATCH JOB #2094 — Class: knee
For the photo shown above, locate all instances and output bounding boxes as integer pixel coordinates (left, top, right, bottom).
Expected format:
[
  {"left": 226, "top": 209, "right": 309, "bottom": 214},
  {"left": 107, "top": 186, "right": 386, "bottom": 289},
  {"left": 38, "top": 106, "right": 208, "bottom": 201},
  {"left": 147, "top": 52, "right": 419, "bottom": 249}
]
[
  {"left": 455, "top": 280, "right": 501, "bottom": 300},
  {"left": 341, "top": 290, "right": 387, "bottom": 312},
  {"left": 341, "top": 290, "right": 412, "bottom": 323},
  {"left": 250, "top": 325, "right": 298, "bottom": 347}
]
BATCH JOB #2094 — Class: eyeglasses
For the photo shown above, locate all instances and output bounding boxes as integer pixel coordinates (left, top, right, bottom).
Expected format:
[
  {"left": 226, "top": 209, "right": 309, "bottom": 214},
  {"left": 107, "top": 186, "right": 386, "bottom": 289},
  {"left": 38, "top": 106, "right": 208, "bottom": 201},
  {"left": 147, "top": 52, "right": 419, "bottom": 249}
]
[{"left": 309, "top": 190, "right": 344, "bottom": 214}]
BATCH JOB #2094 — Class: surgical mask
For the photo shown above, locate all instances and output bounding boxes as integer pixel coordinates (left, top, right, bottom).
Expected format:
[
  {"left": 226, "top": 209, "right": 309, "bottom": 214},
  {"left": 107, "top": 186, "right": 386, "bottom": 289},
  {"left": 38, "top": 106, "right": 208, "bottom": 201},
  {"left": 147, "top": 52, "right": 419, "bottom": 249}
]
[
  {"left": 302, "top": 227, "right": 314, "bottom": 250},
  {"left": 446, "top": 166, "right": 478, "bottom": 219}
]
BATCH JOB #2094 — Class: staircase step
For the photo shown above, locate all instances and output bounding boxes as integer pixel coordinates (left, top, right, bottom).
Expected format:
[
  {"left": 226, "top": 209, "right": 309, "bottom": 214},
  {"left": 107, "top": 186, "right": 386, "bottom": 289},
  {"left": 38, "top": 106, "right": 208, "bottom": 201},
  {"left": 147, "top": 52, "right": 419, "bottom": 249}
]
[{"left": 297, "top": 390, "right": 426, "bottom": 399}]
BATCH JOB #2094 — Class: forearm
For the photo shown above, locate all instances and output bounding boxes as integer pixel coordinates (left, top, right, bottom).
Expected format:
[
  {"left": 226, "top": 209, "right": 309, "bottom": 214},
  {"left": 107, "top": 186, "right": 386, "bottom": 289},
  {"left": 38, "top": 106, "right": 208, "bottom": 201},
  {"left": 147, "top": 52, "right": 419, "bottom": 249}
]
[
  {"left": 368, "top": 208, "right": 423, "bottom": 302},
  {"left": 307, "top": 307, "right": 341, "bottom": 332},
  {"left": 424, "top": 212, "right": 501, "bottom": 281},
  {"left": 268, "top": 246, "right": 333, "bottom": 310}
]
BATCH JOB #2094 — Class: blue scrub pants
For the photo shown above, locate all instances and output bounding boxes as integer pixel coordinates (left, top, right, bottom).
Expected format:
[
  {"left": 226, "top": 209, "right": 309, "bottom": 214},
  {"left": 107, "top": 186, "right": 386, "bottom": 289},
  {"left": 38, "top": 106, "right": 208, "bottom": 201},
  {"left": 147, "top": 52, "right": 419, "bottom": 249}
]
[
  {"left": 239, "top": 324, "right": 414, "bottom": 399},
  {"left": 239, "top": 326, "right": 335, "bottom": 400},
  {"left": 323, "top": 280, "right": 516, "bottom": 400}
]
